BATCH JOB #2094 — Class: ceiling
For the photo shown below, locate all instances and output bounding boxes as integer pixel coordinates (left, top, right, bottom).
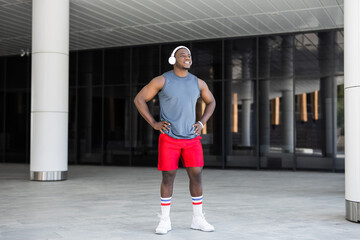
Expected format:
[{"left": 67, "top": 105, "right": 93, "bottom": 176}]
[{"left": 0, "top": 0, "right": 344, "bottom": 57}]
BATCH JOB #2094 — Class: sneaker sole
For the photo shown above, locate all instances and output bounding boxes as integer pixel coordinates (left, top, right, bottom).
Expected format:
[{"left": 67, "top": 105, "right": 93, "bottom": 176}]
[
  {"left": 190, "top": 226, "right": 215, "bottom": 232},
  {"left": 155, "top": 228, "right": 172, "bottom": 235}
]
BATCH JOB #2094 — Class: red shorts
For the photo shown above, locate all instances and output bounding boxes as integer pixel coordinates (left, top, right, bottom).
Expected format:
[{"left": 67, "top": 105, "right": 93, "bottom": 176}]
[{"left": 158, "top": 134, "right": 204, "bottom": 171}]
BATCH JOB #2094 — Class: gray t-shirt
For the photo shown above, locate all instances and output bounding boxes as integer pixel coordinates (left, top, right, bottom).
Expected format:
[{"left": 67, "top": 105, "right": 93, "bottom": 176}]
[{"left": 158, "top": 70, "right": 200, "bottom": 139}]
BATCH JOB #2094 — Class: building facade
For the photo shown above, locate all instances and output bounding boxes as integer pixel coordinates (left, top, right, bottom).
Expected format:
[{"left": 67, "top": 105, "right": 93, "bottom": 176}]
[{"left": 0, "top": 29, "right": 344, "bottom": 171}]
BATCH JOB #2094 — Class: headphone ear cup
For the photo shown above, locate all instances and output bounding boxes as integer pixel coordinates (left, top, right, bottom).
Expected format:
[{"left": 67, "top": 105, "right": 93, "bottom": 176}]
[{"left": 168, "top": 56, "right": 176, "bottom": 65}]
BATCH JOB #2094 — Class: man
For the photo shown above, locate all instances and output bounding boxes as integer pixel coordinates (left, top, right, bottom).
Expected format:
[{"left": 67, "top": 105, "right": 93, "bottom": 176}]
[{"left": 134, "top": 46, "right": 216, "bottom": 234}]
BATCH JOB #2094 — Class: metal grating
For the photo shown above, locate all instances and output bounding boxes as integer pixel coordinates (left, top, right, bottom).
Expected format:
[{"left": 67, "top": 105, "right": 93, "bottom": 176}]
[{"left": 0, "top": 0, "right": 344, "bottom": 56}]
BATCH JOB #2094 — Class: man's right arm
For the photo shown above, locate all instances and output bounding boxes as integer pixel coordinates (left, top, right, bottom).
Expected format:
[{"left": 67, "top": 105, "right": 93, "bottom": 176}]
[{"left": 134, "top": 75, "right": 170, "bottom": 133}]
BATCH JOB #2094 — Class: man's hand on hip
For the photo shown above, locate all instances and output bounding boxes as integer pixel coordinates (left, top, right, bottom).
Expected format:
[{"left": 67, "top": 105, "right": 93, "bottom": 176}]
[
  {"left": 192, "top": 122, "right": 203, "bottom": 135},
  {"left": 154, "top": 121, "right": 171, "bottom": 134}
]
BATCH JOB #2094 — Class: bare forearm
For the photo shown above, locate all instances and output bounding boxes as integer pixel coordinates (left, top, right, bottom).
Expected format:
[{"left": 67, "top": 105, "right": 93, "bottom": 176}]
[{"left": 200, "top": 101, "right": 216, "bottom": 124}]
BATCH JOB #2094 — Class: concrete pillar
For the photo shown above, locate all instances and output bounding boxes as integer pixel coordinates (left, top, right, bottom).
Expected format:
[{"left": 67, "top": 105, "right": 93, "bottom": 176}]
[
  {"left": 280, "top": 35, "right": 294, "bottom": 153},
  {"left": 241, "top": 51, "right": 252, "bottom": 146},
  {"left": 345, "top": 0, "right": 360, "bottom": 222},
  {"left": 30, "top": 0, "right": 69, "bottom": 181},
  {"left": 242, "top": 99, "right": 251, "bottom": 146},
  {"left": 259, "top": 38, "right": 271, "bottom": 155},
  {"left": 319, "top": 32, "right": 337, "bottom": 158}
]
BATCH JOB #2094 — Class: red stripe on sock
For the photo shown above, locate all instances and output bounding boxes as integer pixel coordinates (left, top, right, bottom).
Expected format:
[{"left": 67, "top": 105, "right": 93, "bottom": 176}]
[
  {"left": 192, "top": 202, "right": 203, "bottom": 205},
  {"left": 161, "top": 203, "right": 171, "bottom": 206}
]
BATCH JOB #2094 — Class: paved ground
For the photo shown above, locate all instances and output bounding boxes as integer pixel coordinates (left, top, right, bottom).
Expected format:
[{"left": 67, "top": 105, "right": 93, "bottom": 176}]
[{"left": 0, "top": 163, "right": 358, "bottom": 240}]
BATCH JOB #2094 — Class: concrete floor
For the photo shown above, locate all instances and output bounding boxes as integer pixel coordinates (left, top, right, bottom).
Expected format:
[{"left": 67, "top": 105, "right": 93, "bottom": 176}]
[{"left": 0, "top": 163, "right": 358, "bottom": 240}]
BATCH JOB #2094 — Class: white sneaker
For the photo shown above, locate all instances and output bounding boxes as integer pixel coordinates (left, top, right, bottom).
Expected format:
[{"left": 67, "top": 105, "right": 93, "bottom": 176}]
[
  {"left": 155, "top": 215, "right": 171, "bottom": 235},
  {"left": 191, "top": 214, "right": 215, "bottom": 232}
]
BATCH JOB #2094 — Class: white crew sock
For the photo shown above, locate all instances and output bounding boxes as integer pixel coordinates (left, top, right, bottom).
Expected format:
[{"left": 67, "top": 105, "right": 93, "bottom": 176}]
[
  {"left": 160, "top": 197, "right": 172, "bottom": 217},
  {"left": 192, "top": 195, "right": 203, "bottom": 217}
]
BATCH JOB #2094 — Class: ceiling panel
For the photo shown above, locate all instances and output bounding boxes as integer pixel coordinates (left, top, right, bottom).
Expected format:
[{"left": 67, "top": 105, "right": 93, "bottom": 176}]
[
  {"left": 185, "top": 0, "right": 223, "bottom": 18},
  {"left": 152, "top": 0, "right": 194, "bottom": 21},
  {"left": 282, "top": 11, "right": 309, "bottom": 30},
  {"left": 221, "top": 18, "right": 250, "bottom": 35},
  {"left": 0, "top": 0, "right": 344, "bottom": 56},
  {"left": 185, "top": 20, "right": 218, "bottom": 38},
  {"left": 220, "top": 0, "right": 248, "bottom": 15},
  {"left": 326, "top": 6, "right": 344, "bottom": 26},
  {"left": 165, "top": 22, "right": 199, "bottom": 39},
  {"left": 146, "top": 24, "right": 185, "bottom": 40},
  {"left": 228, "top": 16, "right": 261, "bottom": 34},
  {"left": 302, "top": 0, "right": 322, "bottom": 8},
  {"left": 250, "top": 0, "right": 278, "bottom": 12},
  {"left": 287, "top": 1, "right": 307, "bottom": 9},
  {"left": 270, "top": 14, "right": 296, "bottom": 31},
  {"left": 268, "top": 0, "right": 293, "bottom": 11},
  {"left": 206, "top": 19, "right": 238, "bottom": 36},
  {"left": 255, "top": 14, "right": 285, "bottom": 33},
  {"left": 310, "top": 8, "right": 335, "bottom": 28},
  {"left": 320, "top": 0, "right": 340, "bottom": 6},
  {"left": 171, "top": 0, "right": 208, "bottom": 19},
  {"left": 240, "top": 0, "right": 263, "bottom": 14},
  {"left": 242, "top": 15, "right": 272, "bottom": 34},
  {"left": 297, "top": 10, "right": 322, "bottom": 28}
]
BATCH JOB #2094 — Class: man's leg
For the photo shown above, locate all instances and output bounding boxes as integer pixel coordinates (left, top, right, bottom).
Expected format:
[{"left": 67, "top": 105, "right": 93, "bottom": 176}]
[
  {"left": 156, "top": 134, "right": 181, "bottom": 234},
  {"left": 186, "top": 167, "right": 203, "bottom": 197},
  {"left": 156, "top": 170, "right": 176, "bottom": 234},
  {"left": 161, "top": 170, "right": 177, "bottom": 198},
  {"left": 186, "top": 167, "right": 214, "bottom": 232}
]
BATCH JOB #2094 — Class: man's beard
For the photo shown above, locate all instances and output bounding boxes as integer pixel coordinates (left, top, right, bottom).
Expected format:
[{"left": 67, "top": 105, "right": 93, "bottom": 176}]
[{"left": 182, "top": 66, "right": 190, "bottom": 70}]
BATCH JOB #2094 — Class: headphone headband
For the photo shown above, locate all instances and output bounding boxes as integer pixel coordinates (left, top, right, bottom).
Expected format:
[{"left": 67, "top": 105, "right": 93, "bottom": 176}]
[{"left": 168, "top": 46, "right": 191, "bottom": 65}]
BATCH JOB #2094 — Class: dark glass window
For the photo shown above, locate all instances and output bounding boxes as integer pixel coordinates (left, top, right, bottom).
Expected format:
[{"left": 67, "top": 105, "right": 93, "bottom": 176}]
[
  {"left": 77, "top": 87, "right": 103, "bottom": 164},
  {"left": 104, "top": 48, "right": 130, "bottom": 85},
  {"left": 258, "top": 36, "right": 289, "bottom": 80},
  {"left": 69, "top": 52, "right": 77, "bottom": 87},
  {"left": 223, "top": 39, "right": 257, "bottom": 168},
  {"left": 104, "top": 86, "right": 131, "bottom": 165},
  {"left": 131, "top": 85, "right": 159, "bottom": 167},
  {"left": 68, "top": 88, "right": 77, "bottom": 164},
  {"left": 5, "top": 91, "right": 28, "bottom": 162},
  {"left": 6, "top": 56, "right": 29, "bottom": 89},
  {"left": 224, "top": 39, "right": 256, "bottom": 81},
  {"left": 78, "top": 50, "right": 103, "bottom": 86},
  {"left": 0, "top": 58, "right": 4, "bottom": 89},
  {"left": 191, "top": 41, "right": 222, "bottom": 80},
  {"left": 201, "top": 80, "right": 223, "bottom": 168},
  {"left": 132, "top": 46, "right": 160, "bottom": 84},
  {"left": 0, "top": 92, "right": 3, "bottom": 162},
  {"left": 295, "top": 86, "right": 322, "bottom": 157},
  {"left": 224, "top": 80, "right": 258, "bottom": 168}
]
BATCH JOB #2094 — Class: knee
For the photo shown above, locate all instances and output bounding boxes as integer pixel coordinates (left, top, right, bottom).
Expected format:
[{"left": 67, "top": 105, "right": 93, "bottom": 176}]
[
  {"left": 162, "top": 171, "right": 176, "bottom": 185},
  {"left": 189, "top": 170, "right": 202, "bottom": 183}
]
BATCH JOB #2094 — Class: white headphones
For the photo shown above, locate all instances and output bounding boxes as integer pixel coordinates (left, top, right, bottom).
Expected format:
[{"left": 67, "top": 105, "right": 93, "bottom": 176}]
[{"left": 168, "top": 46, "right": 191, "bottom": 65}]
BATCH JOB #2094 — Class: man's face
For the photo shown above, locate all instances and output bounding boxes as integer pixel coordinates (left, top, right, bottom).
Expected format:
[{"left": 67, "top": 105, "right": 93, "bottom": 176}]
[{"left": 174, "top": 48, "right": 192, "bottom": 70}]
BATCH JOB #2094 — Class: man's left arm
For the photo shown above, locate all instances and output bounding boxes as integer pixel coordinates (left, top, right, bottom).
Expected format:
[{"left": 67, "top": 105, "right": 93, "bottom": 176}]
[{"left": 192, "top": 79, "right": 216, "bottom": 135}]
